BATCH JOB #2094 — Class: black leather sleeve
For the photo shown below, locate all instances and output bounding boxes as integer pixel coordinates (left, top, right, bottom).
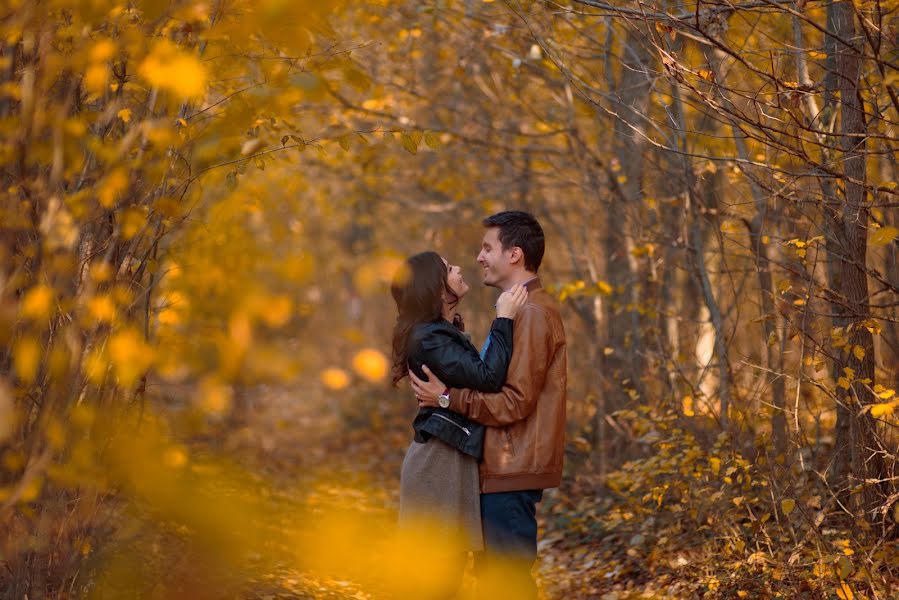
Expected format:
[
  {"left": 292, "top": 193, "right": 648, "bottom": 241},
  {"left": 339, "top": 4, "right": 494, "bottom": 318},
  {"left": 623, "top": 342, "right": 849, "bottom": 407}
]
[{"left": 416, "top": 318, "right": 513, "bottom": 392}]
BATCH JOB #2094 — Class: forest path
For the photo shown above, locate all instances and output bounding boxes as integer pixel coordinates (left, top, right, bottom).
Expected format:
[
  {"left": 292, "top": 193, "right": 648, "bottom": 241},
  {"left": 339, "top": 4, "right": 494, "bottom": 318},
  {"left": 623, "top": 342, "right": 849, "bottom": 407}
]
[{"left": 222, "top": 384, "right": 687, "bottom": 600}]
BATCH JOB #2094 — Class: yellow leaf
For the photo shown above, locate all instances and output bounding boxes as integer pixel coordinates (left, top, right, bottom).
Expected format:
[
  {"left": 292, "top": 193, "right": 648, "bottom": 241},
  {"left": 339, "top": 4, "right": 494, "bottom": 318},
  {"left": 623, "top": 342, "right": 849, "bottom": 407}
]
[
  {"left": 84, "top": 349, "right": 108, "bottom": 385},
  {"left": 400, "top": 133, "right": 418, "bottom": 154},
  {"left": 870, "top": 226, "right": 899, "bottom": 246},
  {"left": 709, "top": 457, "right": 721, "bottom": 475},
  {"left": 352, "top": 349, "right": 388, "bottom": 382},
  {"left": 321, "top": 368, "right": 350, "bottom": 390},
  {"left": 63, "top": 118, "right": 87, "bottom": 138},
  {"left": 120, "top": 207, "right": 146, "bottom": 240},
  {"left": 90, "top": 262, "right": 113, "bottom": 283},
  {"left": 781, "top": 498, "right": 796, "bottom": 515},
  {"left": 838, "top": 377, "right": 851, "bottom": 390},
  {"left": 876, "top": 388, "right": 895, "bottom": 400},
  {"left": 682, "top": 395, "right": 695, "bottom": 417},
  {"left": 260, "top": 295, "right": 292, "bottom": 328},
  {"left": 98, "top": 168, "right": 128, "bottom": 208},
  {"left": 20, "top": 285, "right": 54, "bottom": 320},
  {"left": 198, "top": 379, "right": 232, "bottom": 415},
  {"left": 138, "top": 41, "right": 208, "bottom": 99},
  {"left": 89, "top": 39, "right": 117, "bottom": 63},
  {"left": 862, "top": 319, "right": 882, "bottom": 335},
  {"left": 83, "top": 64, "right": 109, "bottom": 94},
  {"left": 19, "top": 476, "right": 42, "bottom": 503},
  {"left": 108, "top": 329, "right": 154, "bottom": 386},
  {"left": 720, "top": 220, "right": 742, "bottom": 234},
  {"left": 87, "top": 295, "right": 116, "bottom": 323},
  {"left": 870, "top": 402, "right": 895, "bottom": 418},
  {"left": 836, "top": 582, "right": 854, "bottom": 600},
  {"left": 117, "top": 108, "right": 132, "bottom": 123},
  {"left": 229, "top": 313, "right": 252, "bottom": 349},
  {"left": 424, "top": 131, "right": 441, "bottom": 149},
  {"left": 808, "top": 51, "right": 826, "bottom": 59},
  {"left": 14, "top": 337, "right": 41, "bottom": 384}
]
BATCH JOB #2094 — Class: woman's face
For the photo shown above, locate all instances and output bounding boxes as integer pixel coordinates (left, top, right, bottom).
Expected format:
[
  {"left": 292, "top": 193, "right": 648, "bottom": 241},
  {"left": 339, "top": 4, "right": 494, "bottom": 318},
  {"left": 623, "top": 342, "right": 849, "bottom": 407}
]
[{"left": 443, "top": 258, "right": 470, "bottom": 301}]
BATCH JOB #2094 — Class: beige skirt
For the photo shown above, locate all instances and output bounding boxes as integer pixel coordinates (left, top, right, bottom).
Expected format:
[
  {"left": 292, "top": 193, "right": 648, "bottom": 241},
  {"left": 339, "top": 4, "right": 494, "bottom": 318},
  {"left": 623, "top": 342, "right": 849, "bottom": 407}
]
[{"left": 399, "top": 437, "right": 483, "bottom": 552}]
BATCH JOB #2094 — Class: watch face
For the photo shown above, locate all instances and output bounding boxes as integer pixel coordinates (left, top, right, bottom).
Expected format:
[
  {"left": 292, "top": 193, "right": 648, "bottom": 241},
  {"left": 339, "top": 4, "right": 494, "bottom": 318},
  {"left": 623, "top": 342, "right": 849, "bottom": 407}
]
[{"left": 438, "top": 396, "right": 450, "bottom": 408}]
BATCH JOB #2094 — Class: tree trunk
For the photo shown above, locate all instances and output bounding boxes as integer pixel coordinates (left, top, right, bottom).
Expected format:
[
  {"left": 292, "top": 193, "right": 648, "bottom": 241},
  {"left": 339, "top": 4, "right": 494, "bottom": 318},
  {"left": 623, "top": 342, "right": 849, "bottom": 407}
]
[
  {"left": 603, "top": 27, "right": 653, "bottom": 409},
  {"left": 826, "top": 0, "right": 886, "bottom": 519},
  {"left": 703, "top": 44, "right": 786, "bottom": 453}
]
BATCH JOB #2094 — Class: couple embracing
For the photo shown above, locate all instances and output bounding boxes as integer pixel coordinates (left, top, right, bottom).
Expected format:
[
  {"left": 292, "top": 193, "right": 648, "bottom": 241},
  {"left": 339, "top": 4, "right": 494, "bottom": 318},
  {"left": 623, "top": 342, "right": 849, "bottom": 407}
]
[{"left": 390, "top": 211, "right": 567, "bottom": 599}]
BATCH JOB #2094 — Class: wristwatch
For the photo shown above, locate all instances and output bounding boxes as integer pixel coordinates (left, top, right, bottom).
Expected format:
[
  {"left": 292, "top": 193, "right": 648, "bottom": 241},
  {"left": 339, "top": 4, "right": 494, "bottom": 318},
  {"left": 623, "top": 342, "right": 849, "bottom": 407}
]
[{"left": 438, "top": 388, "right": 451, "bottom": 409}]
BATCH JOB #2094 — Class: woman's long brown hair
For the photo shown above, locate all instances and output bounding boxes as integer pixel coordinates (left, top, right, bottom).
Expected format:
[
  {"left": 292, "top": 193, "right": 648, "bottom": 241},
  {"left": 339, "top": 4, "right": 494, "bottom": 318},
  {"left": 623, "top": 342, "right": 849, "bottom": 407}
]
[{"left": 390, "top": 251, "right": 459, "bottom": 386}]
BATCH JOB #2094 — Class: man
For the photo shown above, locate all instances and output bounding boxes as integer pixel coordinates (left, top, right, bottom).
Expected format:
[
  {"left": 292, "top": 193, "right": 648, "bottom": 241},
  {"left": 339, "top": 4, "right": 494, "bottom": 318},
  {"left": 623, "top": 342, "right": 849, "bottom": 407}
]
[{"left": 410, "top": 210, "right": 567, "bottom": 599}]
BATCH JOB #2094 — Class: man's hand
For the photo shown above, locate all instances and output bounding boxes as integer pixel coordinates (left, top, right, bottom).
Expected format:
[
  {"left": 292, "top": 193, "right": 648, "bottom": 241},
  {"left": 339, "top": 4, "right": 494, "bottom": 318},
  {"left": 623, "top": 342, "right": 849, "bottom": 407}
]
[{"left": 409, "top": 365, "right": 448, "bottom": 407}]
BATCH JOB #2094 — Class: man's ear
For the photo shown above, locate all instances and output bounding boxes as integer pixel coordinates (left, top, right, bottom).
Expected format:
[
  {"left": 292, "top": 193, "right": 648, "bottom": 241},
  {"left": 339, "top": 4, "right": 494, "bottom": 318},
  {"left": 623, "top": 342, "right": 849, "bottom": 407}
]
[{"left": 508, "top": 246, "right": 524, "bottom": 265}]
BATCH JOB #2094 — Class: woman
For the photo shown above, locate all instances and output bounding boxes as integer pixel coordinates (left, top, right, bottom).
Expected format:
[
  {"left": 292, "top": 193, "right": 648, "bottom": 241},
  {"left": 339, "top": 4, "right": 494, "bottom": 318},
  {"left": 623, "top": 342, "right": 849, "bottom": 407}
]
[{"left": 390, "top": 251, "right": 526, "bottom": 594}]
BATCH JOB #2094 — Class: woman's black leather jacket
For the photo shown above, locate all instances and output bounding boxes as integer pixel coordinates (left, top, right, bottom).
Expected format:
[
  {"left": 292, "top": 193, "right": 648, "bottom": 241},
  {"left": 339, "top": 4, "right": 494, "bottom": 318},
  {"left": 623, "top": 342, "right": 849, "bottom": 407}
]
[{"left": 406, "top": 317, "right": 513, "bottom": 460}]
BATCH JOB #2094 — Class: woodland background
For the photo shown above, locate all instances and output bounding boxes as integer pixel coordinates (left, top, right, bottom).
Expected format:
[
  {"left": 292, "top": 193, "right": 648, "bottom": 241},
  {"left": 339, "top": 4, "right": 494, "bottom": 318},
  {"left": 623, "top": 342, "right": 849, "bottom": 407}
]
[{"left": 1, "top": 0, "right": 899, "bottom": 598}]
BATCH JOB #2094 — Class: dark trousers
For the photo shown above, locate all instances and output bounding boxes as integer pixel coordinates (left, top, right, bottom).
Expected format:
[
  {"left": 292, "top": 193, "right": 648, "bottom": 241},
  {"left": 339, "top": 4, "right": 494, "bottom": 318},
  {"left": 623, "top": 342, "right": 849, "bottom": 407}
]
[{"left": 476, "top": 489, "right": 543, "bottom": 600}]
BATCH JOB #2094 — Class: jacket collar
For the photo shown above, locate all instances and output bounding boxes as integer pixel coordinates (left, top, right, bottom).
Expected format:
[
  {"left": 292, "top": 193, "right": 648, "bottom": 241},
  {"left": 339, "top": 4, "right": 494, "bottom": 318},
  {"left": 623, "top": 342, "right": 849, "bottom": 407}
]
[{"left": 522, "top": 276, "right": 542, "bottom": 292}]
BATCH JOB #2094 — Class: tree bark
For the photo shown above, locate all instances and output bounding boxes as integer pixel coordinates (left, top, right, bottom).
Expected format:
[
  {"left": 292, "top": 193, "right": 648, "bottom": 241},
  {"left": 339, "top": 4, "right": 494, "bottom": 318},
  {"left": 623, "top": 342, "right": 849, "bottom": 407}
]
[
  {"left": 825, "top": 0, "right": 886, "bottom": 519},
  {"left": 603, "top": 27, "right": 653, "bottom": 409},
  {"left": 703, "top": 44, "right": 786, "bottom": 453}
]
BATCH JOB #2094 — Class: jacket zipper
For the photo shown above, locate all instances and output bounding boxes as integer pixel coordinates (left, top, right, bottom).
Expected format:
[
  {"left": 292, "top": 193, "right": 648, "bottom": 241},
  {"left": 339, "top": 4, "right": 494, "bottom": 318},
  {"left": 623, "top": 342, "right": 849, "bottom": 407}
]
[{"left": 432, "top": 413, "right": 471, "bottom": 436}]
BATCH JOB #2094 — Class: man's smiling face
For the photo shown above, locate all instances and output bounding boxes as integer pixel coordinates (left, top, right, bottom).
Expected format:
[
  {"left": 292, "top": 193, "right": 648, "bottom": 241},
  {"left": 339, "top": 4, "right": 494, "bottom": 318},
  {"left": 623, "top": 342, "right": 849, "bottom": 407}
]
[{"left": 477, "top": 227, "right": 512, "bottom": 288}]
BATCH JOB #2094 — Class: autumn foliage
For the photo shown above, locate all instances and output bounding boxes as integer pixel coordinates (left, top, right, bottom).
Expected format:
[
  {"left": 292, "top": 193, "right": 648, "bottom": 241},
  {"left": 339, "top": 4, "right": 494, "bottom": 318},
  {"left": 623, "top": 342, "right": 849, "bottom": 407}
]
[{"left": 2, "top": 0, "right": 899, "bottom": 598}]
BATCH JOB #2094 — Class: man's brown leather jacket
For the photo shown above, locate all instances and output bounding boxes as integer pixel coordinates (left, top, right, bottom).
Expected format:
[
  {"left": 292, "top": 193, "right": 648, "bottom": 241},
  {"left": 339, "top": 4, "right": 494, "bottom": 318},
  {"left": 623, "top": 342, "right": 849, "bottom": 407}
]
[{"left": 448, "top": 278, "right": 567, "bottom": 493}]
